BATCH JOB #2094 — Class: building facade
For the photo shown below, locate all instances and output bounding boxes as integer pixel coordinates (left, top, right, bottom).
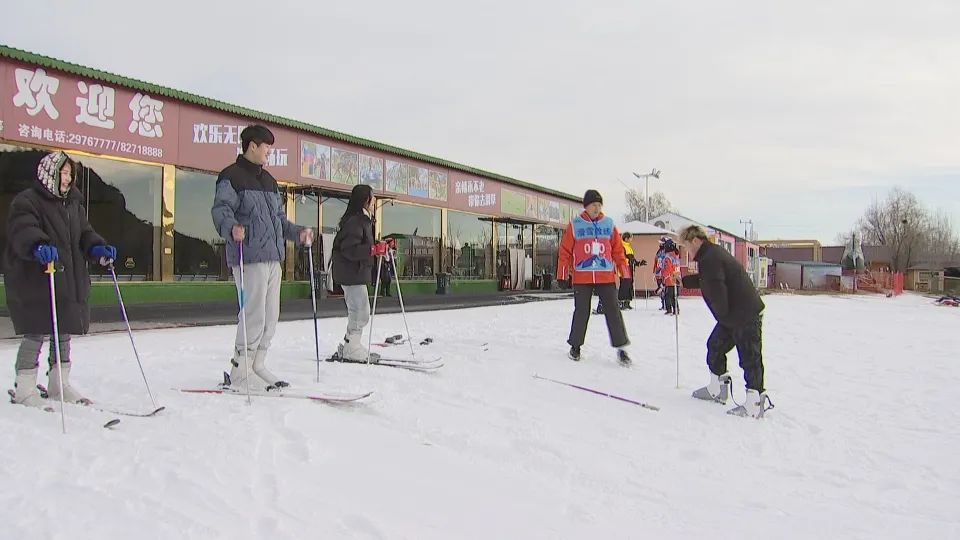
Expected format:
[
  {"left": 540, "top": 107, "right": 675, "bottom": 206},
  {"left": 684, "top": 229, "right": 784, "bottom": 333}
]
[{"left": 0, "top": 46, "right": 582, "bottom": 303}]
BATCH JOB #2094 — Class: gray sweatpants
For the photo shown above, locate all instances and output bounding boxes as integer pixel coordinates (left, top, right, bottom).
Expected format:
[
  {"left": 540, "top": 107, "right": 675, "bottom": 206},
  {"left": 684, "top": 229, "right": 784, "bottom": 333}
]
[
  {"left": 16, "top": 334, "right": 72, "bottom": 371},
  {"left": 233, "top": 261, "right": 282, "bottom": 355},
  {"left": 341, "top": 284, "right": 370, "bottom": 337}
]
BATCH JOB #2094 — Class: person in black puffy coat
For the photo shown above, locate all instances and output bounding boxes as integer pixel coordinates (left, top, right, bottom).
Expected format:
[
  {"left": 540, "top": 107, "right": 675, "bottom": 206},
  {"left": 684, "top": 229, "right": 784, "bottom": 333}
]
[
  {"left": 679, "top": 224, "right": 771, "bottom": 418},
  {"left": 4, "top": 151, "right": 116, "bottom": 408},
  {"left": 331, "top": 184, "right": 392, "bottom": 361}
]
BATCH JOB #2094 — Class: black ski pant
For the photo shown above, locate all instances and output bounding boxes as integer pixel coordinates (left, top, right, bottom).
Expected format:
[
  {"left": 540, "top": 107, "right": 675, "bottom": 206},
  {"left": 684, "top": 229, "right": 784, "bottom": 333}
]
[
  {"left": 706, "top": 315, "right": 764, "bottom": 392},
  {"left": 568, "top": 283, "right": 629, "bottom": 348},
  {"left": 664, "top": 284, "right": 678, "bottom": 313},
  {"left": 618, "top": 277, "right": 634, "bottom": 302}
]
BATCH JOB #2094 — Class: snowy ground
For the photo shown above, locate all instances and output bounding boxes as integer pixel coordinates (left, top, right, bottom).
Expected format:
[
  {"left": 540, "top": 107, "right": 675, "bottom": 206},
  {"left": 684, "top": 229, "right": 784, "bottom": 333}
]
[{"left": 1, "top": 292, "right": 957, "bottom": 539}]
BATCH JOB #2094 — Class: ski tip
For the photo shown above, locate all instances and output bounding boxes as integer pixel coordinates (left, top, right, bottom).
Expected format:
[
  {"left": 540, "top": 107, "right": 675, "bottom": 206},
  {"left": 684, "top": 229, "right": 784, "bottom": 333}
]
[
  {"left": 103, "top": 419, "right": 121, "bottom": 429},
  {"left": 152, "top": 406, "right": 166, "bottom": 415}
]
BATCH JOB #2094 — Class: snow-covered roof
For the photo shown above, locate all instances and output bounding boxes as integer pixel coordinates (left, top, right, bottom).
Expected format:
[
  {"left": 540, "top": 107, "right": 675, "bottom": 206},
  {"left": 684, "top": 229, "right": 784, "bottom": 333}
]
[{"left": 619, "top": 221, "right": 677, "bottom": 236}]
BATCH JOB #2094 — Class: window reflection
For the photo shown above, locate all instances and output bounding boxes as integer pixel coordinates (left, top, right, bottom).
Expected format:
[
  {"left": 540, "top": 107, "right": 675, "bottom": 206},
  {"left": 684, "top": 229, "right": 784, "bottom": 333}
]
[
  {"left": 381, "top": 202, "right": 441, "bottom": 279},
  {"left": 446, "top": 211, "right": 492, "bottom": 279},
  {"left": 292, "top": 190, "right": 319, "bottom": 281},
  {"left": 535, "top": 225, "right": 562, "bottom": 277},
  {"left": 71, "top": 153, "right": 161, "bottom": 281},
  {"left": 174, "top": 168, "right": 225, "bottom": 280}
]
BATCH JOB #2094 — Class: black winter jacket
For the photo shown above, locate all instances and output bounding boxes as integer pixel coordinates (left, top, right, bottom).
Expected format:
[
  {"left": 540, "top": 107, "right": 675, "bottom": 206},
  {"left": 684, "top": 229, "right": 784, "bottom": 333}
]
[
  {"left": 4, "top": 153, "right": 106, "bottom": 336},
  {"left": 683, "top": 241, "right": 764, "bottom": 328},
  {"left": 331, "top": 212, "right": 375, "bottom": 286}
]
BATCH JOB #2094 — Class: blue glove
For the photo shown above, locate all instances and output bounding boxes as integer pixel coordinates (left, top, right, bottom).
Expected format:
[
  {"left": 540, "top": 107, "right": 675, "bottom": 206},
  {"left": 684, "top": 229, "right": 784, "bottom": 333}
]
[
  {"left": 33, "top": 244, "right": 58, "bottom": 265},
  {"left": 90, "top": 245, "right": 117, "bottom": 264}
]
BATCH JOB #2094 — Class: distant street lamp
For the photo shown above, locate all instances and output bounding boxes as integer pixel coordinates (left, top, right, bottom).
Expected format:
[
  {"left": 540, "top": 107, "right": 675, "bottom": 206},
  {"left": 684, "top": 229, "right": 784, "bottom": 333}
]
[{"left": 632, "top": 169, "right": 662, "bottom": 222}]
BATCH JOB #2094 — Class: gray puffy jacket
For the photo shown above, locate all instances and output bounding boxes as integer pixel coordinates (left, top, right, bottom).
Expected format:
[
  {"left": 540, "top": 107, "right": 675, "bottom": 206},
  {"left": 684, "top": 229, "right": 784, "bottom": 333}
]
[{"left": 211, "top": 156, "right": 302, "bottom": 267}]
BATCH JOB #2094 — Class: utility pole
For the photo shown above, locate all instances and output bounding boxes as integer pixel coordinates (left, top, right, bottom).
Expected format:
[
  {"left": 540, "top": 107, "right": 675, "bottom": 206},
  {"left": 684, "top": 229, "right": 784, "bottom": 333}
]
[{"left": 632, "top": 169, "right": 662, "bottom": 222}]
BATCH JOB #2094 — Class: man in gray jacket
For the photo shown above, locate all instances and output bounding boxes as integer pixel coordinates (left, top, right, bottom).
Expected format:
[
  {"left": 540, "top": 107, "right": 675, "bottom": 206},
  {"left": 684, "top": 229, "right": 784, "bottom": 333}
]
[{"left": 212, "top": 125, "right": 313, "bottom": 389}]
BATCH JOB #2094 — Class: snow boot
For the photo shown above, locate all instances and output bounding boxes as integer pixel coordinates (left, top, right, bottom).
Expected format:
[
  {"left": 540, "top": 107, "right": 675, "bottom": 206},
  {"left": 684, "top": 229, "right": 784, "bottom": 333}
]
[
  {"left": 339, "top": 333, "right": 376, "bottom": 362},
  {"left": 223, "top": 352, "right": 266, "bottom": 391},
  {"left": 727, "top": 389, "right": 774, "bottom": 418},
  {"left": 47, "top": 363, "right": 91, "bottom": 405},
  {"left": 568, "top": 346, "right": 581, "bottom": 361},
  {"left": 692, "top": 372, "right": 731, "bottom": 404},
  {"left": 617, "top": 348, "right": 631, "bottom": 367},
  {"left": 253, "top": 349, "right": 289, "bottom": 389},
  {"left": 13, "top": 368, "right": 48, "bottom": 409}
]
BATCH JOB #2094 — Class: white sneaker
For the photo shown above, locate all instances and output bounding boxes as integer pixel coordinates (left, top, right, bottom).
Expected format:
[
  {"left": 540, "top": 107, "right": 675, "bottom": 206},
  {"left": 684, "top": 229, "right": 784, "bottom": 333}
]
[{"left": 47, "top": 364, "right": 90, "bottom": 404}]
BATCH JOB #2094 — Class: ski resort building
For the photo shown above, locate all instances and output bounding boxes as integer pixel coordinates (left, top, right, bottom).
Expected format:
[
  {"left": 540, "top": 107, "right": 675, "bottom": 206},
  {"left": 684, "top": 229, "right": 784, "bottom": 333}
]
[{"left": 0, "top": 45, "right": 583, "bottom": 306}]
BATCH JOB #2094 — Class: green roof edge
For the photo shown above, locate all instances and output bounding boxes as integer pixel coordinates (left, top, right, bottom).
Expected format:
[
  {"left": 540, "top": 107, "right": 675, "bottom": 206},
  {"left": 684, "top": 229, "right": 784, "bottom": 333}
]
[{"left": 0, "top": 44, "right": 581, "bottom": 203}]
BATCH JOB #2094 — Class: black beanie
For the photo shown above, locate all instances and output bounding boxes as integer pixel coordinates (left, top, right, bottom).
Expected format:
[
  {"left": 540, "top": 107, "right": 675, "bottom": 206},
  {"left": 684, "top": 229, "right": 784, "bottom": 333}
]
[{"left": 583, "top": 189, "right": 603, "bottom": 207}]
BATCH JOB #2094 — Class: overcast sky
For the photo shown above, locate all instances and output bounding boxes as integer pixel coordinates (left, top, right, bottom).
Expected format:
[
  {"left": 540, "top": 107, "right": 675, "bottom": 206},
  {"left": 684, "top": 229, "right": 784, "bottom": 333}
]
[{"left": 3, "top": 0, "right": 958, "bottom": 244}]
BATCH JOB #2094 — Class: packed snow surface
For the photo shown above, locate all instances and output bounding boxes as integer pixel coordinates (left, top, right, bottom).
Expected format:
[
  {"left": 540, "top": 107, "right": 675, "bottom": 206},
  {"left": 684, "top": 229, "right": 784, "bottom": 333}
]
[{"left": 1, "top": 293, "right": 957, "bottom": 539}]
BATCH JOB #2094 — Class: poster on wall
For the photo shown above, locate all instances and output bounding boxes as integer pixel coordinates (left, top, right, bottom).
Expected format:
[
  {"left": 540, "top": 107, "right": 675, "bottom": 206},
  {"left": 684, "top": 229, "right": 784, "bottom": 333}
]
[
  {"left": 409, "top": 167, "right": 429, "bottom": 198},
  {"left": 525, "top": 194, "right": 539, "bottom": 219},
  {"left": 359, "top": 154, "right": 383, "bottom": 190},
  {"left": 331, "top": 147, "right": 359, "bottom": 186},
  {"left": 549, "top": 201, "right": 561, "bottom": 223},
  {"left": 400, "top": 163, "right": 418, "bottom": 195},
  {"left": 428, "top": 170, "right": 448, "bottom": 201},
  {"left": 385, "top": 160, "right": 405, "bottom": 193},
  {"left": 500, "top": 188, "right": 527, "bottom": 216},
  {"left": 538, "top": 199, "right": 551, "bottom": 222},
  {"left": 301, "top": 140, "right": 330, "bottom": 181}
]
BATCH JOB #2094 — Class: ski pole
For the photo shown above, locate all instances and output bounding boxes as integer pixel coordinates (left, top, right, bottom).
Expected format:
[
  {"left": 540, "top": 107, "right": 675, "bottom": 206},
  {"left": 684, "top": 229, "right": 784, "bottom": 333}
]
[
  {"left": 674, "top": 282, "right": 680, "bottom": 389},
  {"left": 237, "top": 242, "right": 251, "bottom": 405},
  {"left": 45, "top": 262, "right": 67, "bottom": 434},
  {"left": 367, "top": 253, "right": 384, "bottom": 364},
  {"left": 390, "top": 248, "right": 416, "bottom": 360},
  {"left": 306, "top": 241, "right": 320, "bottom": 381},
  {"left": 109, "top": 263, "right": 158, "bottom": 409}
]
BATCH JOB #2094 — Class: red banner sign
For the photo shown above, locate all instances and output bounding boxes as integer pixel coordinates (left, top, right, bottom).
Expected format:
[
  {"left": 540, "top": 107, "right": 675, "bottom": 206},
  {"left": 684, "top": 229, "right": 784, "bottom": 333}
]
[{"left": 1, "top": 60, "right": 178, "bottom": 162}]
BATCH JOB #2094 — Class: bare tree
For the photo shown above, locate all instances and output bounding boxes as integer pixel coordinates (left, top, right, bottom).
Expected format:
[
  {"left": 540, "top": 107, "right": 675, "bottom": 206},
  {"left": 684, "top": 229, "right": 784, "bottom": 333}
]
[
  {"left": 624, "top": 190, "right": 676, "bottom": 223},
  {"left": 921, "top": 210, "right": 960, "bottom": 266},
  {"left": 842, "top": 188, "right": 960, "bottom": 272}
]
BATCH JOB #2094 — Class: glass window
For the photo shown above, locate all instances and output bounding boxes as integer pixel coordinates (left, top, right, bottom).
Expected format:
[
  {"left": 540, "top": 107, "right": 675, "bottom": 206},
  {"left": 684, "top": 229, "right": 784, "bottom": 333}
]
[
  {"left": 321, "top": 196, "right": 349, "bottom": 235},
  {"left": 535, "top": 225, "right": 562, "bottom": 277},
  {"left": 71, "top": 153, "right": 161, "bottom": 281},
  {"left": 495, "top": 222, "right": 532, "bottom": 279},
  {"left": 174, "top": 168, "right": 226, "bottom": 280},
  {"left": 381, "top": 202, "right": 441, "bottom": 279},
  {"left": 446, "top": 211, "right": 493, "bottom": 279},
  {"left": 292, "top": 189, "right": 319, "bottom": 281}
]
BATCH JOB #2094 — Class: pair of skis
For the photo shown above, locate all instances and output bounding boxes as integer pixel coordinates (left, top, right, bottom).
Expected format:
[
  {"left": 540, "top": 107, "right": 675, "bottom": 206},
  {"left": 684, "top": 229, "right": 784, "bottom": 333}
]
[
  {"left": 178, "top": 386, "right": 373, "bottom": 403},
  {"left": 325, "top": 352, "right": 443, "bottom": 372},
  {"left": 7, "top": 386, "right": 165, "bottom": 429},
  {"left": 373, "top": 335, "right": 434, "bottom": 347}
]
